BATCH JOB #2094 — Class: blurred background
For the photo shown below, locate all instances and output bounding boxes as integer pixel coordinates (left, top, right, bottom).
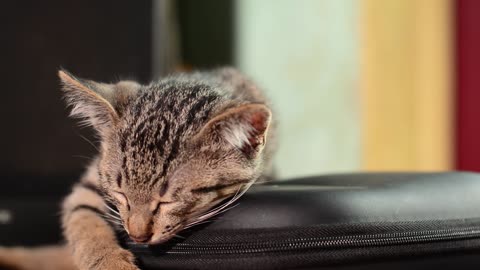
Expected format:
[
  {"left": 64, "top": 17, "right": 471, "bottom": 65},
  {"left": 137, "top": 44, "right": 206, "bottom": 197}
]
[
  {"left": 4, "top": 0, "right": 480, "bottom": 179},
  {"left": 1, "top": 0, "right": 480, "bottom": 246},
  {"left": 2, "top": 0, "right": 477, "bottom": 180},
  {"left": 0, "top": 0, "right": 480, "bottom": 181}
]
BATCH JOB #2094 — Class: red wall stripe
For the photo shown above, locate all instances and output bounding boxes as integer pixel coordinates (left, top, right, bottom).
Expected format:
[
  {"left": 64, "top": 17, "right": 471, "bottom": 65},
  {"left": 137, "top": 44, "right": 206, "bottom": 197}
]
[{"left": 455, "top": 0, "right": 480, "bottom": 171}]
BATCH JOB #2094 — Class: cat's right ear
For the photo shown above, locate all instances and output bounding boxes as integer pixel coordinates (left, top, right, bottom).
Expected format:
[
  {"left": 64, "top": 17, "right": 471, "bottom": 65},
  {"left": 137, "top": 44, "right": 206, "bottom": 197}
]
[
  {"left": 59, "top": 70, "right": 120, "bottom": 135},
  {"left": 194, "top": 103, "right": 272, "bottom": 159}
]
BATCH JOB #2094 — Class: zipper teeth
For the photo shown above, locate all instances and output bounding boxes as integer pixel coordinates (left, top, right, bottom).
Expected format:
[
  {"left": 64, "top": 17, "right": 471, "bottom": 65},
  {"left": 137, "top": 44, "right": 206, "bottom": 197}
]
[{"left": 165, "top": 227, "right": 480, "bottom": 255}]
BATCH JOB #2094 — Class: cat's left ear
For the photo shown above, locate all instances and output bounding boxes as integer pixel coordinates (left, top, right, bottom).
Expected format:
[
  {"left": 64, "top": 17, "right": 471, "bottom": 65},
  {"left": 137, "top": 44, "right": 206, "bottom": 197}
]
[
  {"left": 197, "top": 103, "right": 272, "bottom": 158},
  {"left": 59, "top": 70, "right": 139, "bottom": 135}
]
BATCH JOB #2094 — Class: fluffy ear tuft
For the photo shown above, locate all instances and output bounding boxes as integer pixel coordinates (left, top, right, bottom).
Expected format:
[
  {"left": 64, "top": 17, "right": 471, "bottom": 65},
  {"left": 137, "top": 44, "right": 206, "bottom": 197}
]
[
  {"left": 200, "top": 103, "right": 272, "bottom": 158},
  {"left": 59, "top": 70, "right": 140, "bottom": 135},
  {"left": 59, "top": 70, "right": 119, "bottom": 134}
]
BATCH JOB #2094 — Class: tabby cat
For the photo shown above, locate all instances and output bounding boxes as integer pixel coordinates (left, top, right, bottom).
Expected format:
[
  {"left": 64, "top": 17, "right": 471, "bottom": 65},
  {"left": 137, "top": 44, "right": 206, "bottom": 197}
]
[{"left": 0, "top": 67, "right": 275, "bottom": 270}]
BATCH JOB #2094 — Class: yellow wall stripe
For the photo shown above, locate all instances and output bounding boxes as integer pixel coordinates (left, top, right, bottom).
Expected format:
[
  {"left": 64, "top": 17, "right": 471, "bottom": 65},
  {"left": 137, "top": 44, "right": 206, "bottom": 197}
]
[{"left": 360, "top": 0, "right": 453, "bottom": 171}]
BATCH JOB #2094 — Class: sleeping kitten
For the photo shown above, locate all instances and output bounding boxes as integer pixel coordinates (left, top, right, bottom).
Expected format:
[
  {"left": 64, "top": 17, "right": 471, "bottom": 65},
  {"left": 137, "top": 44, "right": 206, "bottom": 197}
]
[{"left": 0, "top": 67, "right": 275, "bottom": 270}]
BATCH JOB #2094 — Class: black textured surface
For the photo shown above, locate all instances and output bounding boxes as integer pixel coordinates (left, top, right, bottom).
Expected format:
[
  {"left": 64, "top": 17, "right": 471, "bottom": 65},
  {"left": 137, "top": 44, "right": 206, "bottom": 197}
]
[
  {"left": 205, "top": 172, "right": 480, "bottom": 228},
  {"left": 2, "top": 172, "right": 480, "bottom": 269},
  {"left": 129, "top": 172, "right": 480, "bottom": 269}
]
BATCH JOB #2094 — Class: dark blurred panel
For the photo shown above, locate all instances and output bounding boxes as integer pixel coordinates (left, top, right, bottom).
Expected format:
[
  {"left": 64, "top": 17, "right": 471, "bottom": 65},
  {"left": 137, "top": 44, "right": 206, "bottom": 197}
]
[
  {"left": 176, "top": 0, "right": 234, "bottom": 69},
  {"left": 0, "top": 1, "right": 152, "bottom": 178},
  {"left": 0, "top": 174, "right": 78, "bottom": 245}
]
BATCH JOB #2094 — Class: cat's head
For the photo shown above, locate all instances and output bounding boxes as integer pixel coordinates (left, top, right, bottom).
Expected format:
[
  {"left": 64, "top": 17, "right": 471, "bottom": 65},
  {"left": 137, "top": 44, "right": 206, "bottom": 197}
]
[{"left": 59, "top": 70, "right": 271, "bottom": 245}]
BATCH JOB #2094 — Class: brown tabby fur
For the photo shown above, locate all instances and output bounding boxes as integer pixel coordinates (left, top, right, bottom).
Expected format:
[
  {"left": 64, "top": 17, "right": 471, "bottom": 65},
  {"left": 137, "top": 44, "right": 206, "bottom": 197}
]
[{"left": 0, "top": 67, "right": 275, "bottom": 270}]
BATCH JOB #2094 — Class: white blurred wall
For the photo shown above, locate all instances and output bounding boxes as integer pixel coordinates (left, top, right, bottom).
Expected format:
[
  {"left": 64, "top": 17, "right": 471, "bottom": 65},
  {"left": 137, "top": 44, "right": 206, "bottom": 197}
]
[{"left": 235, "top": 0, "right": 360, "bottom": 178}]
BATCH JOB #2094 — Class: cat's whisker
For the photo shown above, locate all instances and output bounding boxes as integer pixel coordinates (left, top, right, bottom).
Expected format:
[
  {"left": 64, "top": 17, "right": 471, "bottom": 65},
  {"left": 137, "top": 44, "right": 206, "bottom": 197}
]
[
  {"left": 194, "top": 203, "right": 239, "bottom": 222},
  {"left": 72, "top": 155, "right": 95, "bottom": 161},
  {"left": 102, "top": 214, "right": 122, "bottom": 222},
  {"left": 103, "top": 211, "right": 122, "bottom": 221},
  {"left": 184, "top": 220, "right": 213, "bottom": 229},
  {"left": 185, "top": 218, "right": 214, "bottom": 227},
  {"left": 108, "top": 218, "right": 123, "bottom": 224},
  {"left": 110, "top": 221, "right": 123, "bottom": 226},
  {"left": 213, "top": 203, "right": 239, "bottom": 215},
  {"left": 172, "top": 234, "right": 186, "bottom": 239},
  {"left": 101, "top": 208, "right": 123, "bottom": 223},
  {"left": 103, "top": 216, "right": 124, "bottom": 226},
  {"left": 105, "top": 204, "right": 120, "bottom": 214},
  {"left": 186, "top": 181, "right": 254, "bottom": 228},
  {"left": 78, "top": 134, "right": 100, "bottom": 151},
  {"left": 203, "top": 182, "right": 252, "bottom": 215},
  {"left": 192, "top": 202, "right": 235, "bottom": 223},
  {"left": 195, "top": 185, "right": 244, "bottom": 218},
  {"left": 187, "top": 203, "right": 228, "bottom": 226},
  {"left": 104, "top": 203, "right": 121, "bottom": 216}
]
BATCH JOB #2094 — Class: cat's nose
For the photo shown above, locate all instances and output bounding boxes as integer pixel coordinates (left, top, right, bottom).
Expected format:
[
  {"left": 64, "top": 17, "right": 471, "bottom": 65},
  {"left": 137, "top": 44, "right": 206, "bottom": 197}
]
[
  {"left": 128, "top": 211, "right": 153, "bottom": 243},
  {"left": 129, "top": 233, "right": 153, "bottom": 243}
]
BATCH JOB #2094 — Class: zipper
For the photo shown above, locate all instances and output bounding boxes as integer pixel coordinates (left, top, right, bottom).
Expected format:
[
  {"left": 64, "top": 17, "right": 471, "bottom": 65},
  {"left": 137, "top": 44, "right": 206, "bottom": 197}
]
[{"left": 163, "top": 226, "right": 480, "bottom": 255}]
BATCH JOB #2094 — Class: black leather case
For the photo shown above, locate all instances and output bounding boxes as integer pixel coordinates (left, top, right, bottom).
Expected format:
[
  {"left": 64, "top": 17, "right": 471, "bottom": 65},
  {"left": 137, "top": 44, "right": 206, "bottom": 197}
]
[
  {"left": 126, "top": 172, "right": 480, "bottom": 269},
  {"left": 2, "top": 172, "right": 480, "bottom": 269}
]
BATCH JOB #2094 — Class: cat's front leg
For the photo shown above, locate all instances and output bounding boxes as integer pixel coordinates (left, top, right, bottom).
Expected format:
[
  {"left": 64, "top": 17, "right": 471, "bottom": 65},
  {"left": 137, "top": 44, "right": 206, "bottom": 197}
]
[
  {"left": 62, "top": 183, "right": 140, "bottom": 270},
  {"left": 0, "top": 246, "right": 32, "bottom": 270},
  {"left": 0, "top": 245, "right": 77, "bottom": 270}
]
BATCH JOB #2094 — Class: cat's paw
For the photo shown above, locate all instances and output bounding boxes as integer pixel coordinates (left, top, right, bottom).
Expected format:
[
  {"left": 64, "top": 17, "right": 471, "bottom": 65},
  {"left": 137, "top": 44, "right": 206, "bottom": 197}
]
[
  {"left": 78, "top": 247, "right": 140, "bottom": 270},
  {"left": 103, "top": 248, "right": 140, "bottom": 270}
]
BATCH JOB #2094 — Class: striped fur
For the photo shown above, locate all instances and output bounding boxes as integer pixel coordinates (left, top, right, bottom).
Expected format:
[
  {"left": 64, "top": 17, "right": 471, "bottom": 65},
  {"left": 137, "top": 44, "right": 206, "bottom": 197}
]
[{"left": 0, "top": 67, "right": 276, "bottom": 270}]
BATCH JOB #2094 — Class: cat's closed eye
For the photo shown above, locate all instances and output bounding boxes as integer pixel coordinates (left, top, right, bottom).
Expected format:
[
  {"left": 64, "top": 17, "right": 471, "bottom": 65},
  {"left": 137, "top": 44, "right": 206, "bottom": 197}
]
[
  {"left": 191, "top": 179, "right": 252, "bottom": 194},
  {"left": 112, "top": 191, "right": 130, "bottom": 210},
  {"left": 152, "top": 201, "right": 174, "bottom": 215}
]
